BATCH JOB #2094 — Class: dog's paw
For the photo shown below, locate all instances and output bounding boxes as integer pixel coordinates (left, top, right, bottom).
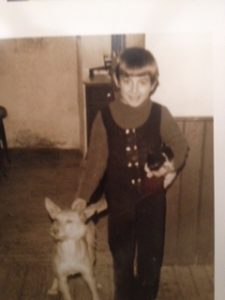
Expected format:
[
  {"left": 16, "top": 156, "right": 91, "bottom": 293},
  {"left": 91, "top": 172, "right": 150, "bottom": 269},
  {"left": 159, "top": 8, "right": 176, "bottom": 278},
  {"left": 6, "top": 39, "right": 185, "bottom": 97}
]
[
  {"left": 97, "top": 282, "right": 103, "bottom": 289},
  {"left": 47, "top": 287, "right": 59, "bottom": 295}
]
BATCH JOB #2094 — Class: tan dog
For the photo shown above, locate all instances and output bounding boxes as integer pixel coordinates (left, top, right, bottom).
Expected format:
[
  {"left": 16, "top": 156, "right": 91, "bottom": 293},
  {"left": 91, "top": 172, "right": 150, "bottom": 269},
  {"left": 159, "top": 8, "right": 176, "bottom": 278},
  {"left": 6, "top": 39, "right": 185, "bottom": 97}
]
[{"left": 45, "top": 197, "right": 107, "bottom": 300}]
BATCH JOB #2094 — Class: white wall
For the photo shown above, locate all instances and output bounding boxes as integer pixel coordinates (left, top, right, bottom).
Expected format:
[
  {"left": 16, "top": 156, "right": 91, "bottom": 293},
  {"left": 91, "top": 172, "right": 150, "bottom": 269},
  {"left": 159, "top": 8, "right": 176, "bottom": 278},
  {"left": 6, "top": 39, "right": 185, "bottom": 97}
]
[
  {"left": 79, "top": 35, "right": 111, "bottom": 81},
  {"left": 146, "top": 33, "right": 213, "bottom": 116}
]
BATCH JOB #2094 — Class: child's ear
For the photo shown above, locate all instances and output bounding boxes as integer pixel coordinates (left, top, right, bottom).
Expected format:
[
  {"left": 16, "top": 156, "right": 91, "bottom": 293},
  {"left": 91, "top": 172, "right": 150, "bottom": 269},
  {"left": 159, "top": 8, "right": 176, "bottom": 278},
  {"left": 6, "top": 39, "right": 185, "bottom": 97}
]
[
  {"left": 112, "top": 72, "right": 120, "bottom": 89},
  {"left": 45, "top": 197, "right": 61, "bottom": 219},
  {"left": 150, "top": 80, "right": 158, "bottom": 95}
]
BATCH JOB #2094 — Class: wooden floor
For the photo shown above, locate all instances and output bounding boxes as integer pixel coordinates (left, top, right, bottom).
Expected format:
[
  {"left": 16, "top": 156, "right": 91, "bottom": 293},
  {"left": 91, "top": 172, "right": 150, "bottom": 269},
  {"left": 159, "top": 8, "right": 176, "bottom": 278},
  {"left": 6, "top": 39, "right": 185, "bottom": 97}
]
[
  {"left": 0, "top": 150, "right": 214, "bottom": 300},
  {"left": 0, "top": 259, "right": 213, "bottom": 300}
]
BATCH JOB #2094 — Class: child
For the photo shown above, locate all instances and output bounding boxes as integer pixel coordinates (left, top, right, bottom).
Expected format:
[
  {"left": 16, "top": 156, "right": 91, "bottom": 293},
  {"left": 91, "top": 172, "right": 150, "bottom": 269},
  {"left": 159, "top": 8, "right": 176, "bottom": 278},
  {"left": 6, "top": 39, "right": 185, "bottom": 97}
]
[{"left": 73, "top": 47, "right": 189, "bottom": 300}]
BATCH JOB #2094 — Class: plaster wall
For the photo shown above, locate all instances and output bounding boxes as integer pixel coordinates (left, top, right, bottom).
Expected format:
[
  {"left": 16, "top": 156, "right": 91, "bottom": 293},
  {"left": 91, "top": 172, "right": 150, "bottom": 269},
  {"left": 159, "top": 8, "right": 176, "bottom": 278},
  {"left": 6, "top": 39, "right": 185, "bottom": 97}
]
[{"left": 0, "top": 37, "right": 79, "bottom": 149}]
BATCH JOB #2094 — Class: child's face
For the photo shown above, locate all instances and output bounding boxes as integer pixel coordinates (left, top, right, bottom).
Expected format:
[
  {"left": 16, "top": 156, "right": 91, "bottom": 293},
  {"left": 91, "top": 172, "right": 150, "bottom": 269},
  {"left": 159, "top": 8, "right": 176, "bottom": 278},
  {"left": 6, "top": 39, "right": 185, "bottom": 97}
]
[{"left": 119, "top": 72, "right": 153, "bottom": 107}]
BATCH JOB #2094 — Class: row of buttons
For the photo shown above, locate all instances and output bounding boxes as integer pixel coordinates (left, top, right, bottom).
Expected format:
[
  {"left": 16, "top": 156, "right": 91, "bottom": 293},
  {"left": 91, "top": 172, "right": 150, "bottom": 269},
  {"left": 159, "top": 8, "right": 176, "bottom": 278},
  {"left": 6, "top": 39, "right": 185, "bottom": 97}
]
[
  {"left": 128, "top": 161, "right": 139, "bottom": 167},
  {"left": 125, "top": 128, "right": 136, "bottom": 134},
  {"left": 131, "top": 178, "right": 142, "bottom": 185},
  {"left": 124, "top": 128, "right": 141, "bottom": 186},
  {"left": 126, "top": 145, "right": 137, "bottom": 152}
]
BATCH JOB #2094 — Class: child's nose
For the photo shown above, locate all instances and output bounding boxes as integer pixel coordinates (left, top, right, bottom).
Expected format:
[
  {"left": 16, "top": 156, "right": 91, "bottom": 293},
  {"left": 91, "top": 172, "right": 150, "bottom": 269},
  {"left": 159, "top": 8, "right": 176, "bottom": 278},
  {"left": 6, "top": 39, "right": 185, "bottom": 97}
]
[{"left": 130, "top": 81, "right": 138, "bottom": 94}]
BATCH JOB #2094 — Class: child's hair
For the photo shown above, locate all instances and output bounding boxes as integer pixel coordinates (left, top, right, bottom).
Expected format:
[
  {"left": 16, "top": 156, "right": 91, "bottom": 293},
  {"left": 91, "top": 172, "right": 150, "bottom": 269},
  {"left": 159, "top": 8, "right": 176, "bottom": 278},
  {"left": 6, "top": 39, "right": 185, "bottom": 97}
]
[{"left": 114, "top": 47, "right": 159, "bottom": 86}]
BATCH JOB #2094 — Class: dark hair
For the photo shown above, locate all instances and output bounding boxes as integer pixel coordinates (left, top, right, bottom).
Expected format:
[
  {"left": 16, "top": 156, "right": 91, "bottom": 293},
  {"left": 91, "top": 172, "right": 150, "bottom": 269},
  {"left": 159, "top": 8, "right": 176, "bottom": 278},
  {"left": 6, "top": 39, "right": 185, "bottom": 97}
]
[{"left": 115, "top": 47, "right": 159, "bottom": 85}]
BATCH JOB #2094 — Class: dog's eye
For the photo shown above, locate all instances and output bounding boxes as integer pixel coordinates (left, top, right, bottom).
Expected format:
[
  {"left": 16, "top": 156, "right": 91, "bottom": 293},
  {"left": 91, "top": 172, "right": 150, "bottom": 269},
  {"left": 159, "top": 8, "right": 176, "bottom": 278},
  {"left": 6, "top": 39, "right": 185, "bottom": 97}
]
[{"left": 66, "top": 220, "right": 73, "bottom": 224}]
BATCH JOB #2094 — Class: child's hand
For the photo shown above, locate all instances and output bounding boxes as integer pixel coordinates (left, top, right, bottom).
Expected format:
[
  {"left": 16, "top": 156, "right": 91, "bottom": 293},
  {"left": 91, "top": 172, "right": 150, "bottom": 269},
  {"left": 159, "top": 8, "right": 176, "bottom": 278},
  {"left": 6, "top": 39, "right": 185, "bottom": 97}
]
[
  {"left": 144, "top": 163, "right": 154, "bottom": 178},
  {"left": 163, "top": 172, "right": 177, "bottom": 189},
  {"left": 71, "top": 198, "right": 87, "bottom": 211}
]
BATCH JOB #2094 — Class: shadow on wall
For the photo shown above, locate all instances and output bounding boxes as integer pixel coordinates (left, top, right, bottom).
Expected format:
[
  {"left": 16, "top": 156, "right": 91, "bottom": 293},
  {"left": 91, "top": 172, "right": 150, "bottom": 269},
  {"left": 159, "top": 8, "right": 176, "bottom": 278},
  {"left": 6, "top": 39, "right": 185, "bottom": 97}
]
[{"left": 14, "top": 130, "right": 66, "bottom": 148}]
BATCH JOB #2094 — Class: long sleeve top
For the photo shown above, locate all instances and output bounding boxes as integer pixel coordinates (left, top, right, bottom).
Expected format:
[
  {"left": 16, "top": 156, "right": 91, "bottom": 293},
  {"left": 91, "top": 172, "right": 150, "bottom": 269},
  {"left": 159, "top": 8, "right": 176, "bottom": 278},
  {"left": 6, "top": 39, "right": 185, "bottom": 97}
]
[{"left": 77, "top": 98, "right": 189, "bottom": 201}]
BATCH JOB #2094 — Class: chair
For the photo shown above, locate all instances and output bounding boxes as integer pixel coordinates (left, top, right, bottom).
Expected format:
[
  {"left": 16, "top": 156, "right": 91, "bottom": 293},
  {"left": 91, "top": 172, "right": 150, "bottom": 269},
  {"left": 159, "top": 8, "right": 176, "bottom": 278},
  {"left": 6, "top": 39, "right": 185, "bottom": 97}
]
[{"left": 0, "top": 106, "right": 10, "bottom": 175}]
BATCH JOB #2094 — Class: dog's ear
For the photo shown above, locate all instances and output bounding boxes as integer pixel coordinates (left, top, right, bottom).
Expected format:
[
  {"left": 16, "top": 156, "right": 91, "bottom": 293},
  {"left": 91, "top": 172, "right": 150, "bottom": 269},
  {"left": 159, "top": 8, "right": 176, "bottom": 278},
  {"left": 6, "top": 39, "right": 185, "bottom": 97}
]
[
  {"left": 45, "top": 197, "right": 61, "bottom": 219},
  {"left": 71, "top": 198, "right": 87, "bottom": 212}
]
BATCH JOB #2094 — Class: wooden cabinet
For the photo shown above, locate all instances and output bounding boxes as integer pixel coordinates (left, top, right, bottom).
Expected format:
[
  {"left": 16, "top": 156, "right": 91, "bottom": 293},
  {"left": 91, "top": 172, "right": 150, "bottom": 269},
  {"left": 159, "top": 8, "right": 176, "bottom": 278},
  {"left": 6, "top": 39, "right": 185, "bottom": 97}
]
[
  {"left": 83, "top": 76, "right": 114, "bottom": 203},
  {"left": 84, "top": 76, "right": 114, "bottom": 144}
]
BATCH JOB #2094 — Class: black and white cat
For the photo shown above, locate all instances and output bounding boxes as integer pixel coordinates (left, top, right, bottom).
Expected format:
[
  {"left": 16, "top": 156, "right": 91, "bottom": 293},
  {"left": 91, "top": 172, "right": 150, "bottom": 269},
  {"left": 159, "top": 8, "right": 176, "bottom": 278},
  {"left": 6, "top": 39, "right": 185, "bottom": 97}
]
[{"left": 144, "top": 144, "right": 177, "bottom": 189}]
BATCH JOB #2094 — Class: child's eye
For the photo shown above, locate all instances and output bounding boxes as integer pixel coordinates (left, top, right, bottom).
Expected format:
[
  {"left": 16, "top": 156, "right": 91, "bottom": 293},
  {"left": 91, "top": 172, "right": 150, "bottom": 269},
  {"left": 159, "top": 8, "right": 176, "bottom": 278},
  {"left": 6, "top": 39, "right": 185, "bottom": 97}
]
[
  {"left": 121, "top": 76, "right": 131, "bottom": 84},
  {"left": 139, "top": 78, "right": 149, "bottom": 85}
]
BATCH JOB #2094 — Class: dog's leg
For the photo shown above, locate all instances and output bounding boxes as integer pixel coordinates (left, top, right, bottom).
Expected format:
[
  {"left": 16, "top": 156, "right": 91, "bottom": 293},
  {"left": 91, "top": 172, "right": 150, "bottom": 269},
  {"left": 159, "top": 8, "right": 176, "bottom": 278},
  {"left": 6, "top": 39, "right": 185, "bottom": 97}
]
[
  {"left": 85, "top": 223, "right": 96, "bottom": 265},
  {"left": 82, "top": 271, "right": 100, "bottom": 300},
  {"left": 58, "top": 276, "right": 72, "bottom": 300},
  {"left": 47, "top": 277, "right": 59, "bottom": 295}
]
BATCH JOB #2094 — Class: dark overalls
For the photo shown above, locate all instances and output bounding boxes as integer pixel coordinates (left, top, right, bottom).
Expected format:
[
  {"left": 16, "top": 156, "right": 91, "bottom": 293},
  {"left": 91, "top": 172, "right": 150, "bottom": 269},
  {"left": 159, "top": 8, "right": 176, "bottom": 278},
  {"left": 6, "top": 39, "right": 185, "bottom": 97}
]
[{"left": 101, "top": 102, "right": 166, "bottom": 300}]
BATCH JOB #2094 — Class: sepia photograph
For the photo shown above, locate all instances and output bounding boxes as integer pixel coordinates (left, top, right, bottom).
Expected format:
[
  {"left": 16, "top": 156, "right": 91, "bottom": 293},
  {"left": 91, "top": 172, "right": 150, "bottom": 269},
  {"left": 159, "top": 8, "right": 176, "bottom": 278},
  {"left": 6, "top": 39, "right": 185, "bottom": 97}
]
[{"left": 0, "top": 1, "right": 224, "bottom": 300}]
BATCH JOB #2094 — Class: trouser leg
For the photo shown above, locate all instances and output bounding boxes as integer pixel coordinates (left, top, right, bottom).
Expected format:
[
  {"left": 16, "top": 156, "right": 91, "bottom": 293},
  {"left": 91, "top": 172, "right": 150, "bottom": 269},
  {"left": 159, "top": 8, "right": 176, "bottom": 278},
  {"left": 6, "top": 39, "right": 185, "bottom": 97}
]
[
  {"left": 108, "top": 214, "right": 136, "bottom": 300},
  {"left": 136, "top": 193, "right": 166, "bottom": 300}
]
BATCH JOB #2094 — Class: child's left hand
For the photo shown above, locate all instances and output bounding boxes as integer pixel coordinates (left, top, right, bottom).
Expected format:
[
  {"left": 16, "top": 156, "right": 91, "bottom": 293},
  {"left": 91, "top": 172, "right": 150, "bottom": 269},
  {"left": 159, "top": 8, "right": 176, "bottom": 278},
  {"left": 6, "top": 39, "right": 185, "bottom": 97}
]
[{"left": 163, "top": 172, "right": 177, "bottom": 189}]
